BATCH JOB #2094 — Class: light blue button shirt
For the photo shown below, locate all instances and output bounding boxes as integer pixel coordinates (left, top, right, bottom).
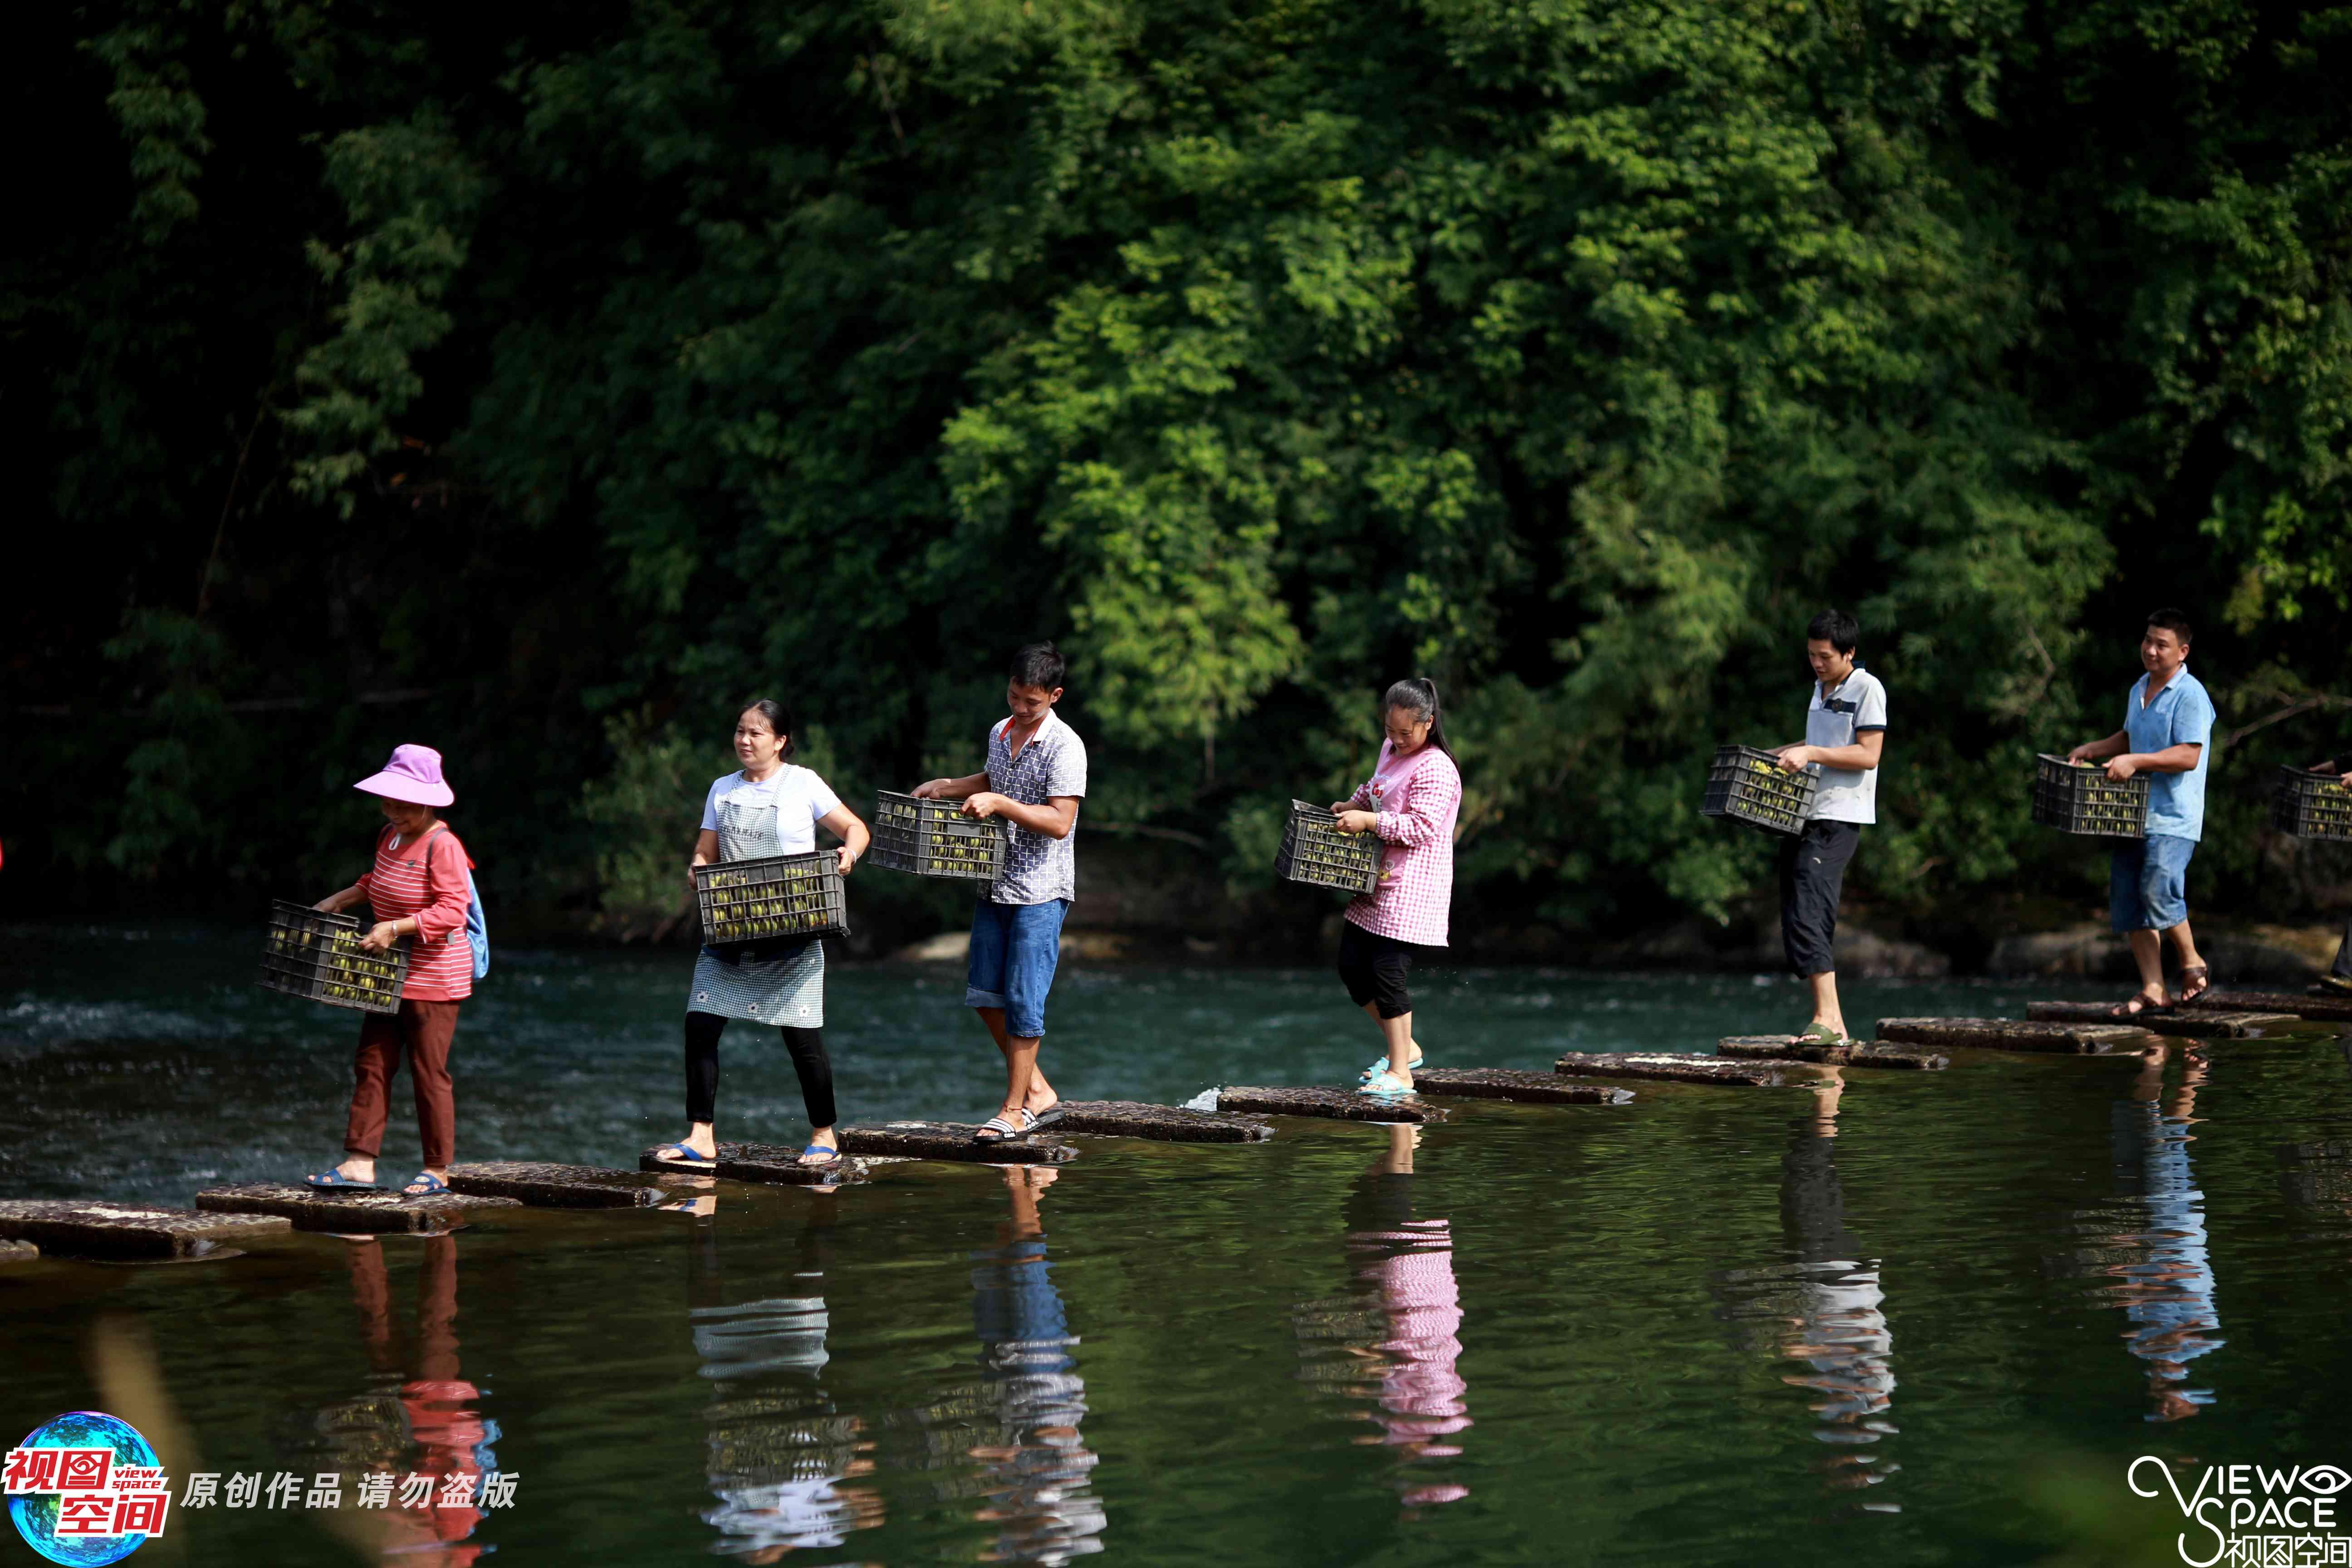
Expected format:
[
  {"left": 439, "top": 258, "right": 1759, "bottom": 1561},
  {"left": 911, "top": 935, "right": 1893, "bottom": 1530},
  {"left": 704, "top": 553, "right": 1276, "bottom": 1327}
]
[{"left": 2123, "top": 668, "right": 2216, "bottom": 841}]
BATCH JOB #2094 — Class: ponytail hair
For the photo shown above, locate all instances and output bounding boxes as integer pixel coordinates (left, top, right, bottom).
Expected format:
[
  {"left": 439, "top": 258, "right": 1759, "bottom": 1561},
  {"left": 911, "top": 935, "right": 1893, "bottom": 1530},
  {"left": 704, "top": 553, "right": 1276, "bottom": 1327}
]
[
  {"left": 738, "top": 697, "right": 796, "bottom": 760},
  {"left": 1382, "top": 677, "right": 1453, "bottom": 760}
]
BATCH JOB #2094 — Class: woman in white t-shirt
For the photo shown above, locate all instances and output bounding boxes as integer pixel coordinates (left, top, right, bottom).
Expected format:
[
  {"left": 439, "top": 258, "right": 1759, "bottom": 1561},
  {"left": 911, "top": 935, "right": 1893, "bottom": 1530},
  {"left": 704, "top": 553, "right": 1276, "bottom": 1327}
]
[{"left": 652, "top": 700, "right": 870, "bottom": 1171}]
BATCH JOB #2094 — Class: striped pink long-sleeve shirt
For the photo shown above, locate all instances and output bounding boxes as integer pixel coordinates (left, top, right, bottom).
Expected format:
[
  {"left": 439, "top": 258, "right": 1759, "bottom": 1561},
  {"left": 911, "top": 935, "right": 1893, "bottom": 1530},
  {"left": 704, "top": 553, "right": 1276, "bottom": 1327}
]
[
  {"left": 1343, "top": 741, "right": 1462, "bottom": 948},
  {"left": 358, "top": 823, "right": 475, "bottom": 1001}
]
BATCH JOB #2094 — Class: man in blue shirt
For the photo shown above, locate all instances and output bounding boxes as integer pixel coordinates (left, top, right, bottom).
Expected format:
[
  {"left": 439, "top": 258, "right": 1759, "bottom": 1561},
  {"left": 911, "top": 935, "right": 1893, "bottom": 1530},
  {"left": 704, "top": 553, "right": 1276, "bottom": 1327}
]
[{"left": 2068, "top": 608, "right": 2217, "bottom": 1015}]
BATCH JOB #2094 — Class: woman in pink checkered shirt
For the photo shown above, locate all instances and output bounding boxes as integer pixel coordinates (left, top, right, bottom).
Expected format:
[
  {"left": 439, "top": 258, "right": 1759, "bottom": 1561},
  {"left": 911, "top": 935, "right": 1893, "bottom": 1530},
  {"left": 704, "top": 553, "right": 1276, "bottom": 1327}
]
[{"left": 1329, "top": 678, "right": 1463, "bottom": 1097}]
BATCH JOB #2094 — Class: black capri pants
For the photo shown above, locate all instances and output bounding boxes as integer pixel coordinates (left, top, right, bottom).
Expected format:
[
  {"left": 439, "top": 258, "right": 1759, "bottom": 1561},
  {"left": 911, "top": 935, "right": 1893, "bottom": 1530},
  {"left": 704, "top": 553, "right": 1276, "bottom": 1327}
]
[
  {"left": 683, "top": 1011, "right": 836, "bottom": 1129},
  {"left": 1337, "top": 920, "right": 1424, "bottom": 1020},
  {"left": 1779, "top": 820, "right": 1862, "bottom": 978}
]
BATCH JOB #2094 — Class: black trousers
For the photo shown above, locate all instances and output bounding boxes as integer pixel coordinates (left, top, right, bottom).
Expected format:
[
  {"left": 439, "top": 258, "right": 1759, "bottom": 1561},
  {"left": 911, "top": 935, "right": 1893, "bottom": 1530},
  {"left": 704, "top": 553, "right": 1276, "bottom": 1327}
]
[
  {"left": 2334, "top": 913, "right": 2352, "bottom": 980},
  {"left": 1779, "top": 821, "right": 1862, "bottom": 979},
  {"left": 1337, "top": 921, "right": 1420, "bottom": 1020},
  {"left": 683, "top": 1011, "right": 836, "bottom": 1129}
]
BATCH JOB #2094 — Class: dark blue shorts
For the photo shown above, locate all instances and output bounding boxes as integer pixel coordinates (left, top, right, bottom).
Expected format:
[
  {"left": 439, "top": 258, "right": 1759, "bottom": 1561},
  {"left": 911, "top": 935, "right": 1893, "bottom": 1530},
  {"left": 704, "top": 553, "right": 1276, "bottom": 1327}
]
[
  {"left": 965, "top": 898, "right": 1070, "bottom": 1039},
  {"left": 2110, "top": 834, "right": 2195, "bottom": 932}
]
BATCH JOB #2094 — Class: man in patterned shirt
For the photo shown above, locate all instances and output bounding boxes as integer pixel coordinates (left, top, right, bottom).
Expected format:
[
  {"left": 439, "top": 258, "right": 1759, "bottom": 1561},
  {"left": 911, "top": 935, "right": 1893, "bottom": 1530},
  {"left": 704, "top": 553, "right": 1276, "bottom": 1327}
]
[{"left": 914, "top": 642, "right": 1089, "bottom": 1141}]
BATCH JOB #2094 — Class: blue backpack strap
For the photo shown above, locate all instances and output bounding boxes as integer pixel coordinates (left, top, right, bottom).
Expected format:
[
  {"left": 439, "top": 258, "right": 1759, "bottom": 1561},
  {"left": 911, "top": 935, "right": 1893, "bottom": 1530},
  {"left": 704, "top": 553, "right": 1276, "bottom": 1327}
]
[{"left": 424, "top": 826, "right": 490, "bottom": 981}]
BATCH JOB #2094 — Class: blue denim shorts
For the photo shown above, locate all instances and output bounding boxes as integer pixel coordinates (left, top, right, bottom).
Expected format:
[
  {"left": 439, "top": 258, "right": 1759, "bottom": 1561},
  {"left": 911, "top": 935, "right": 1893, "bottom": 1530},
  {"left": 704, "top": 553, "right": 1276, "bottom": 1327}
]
[
  {"left": 965, "top": 899, "right": 1070, "bottom": 1039},
  {"left": 2110, "top": 834, "right": 2196, "bottom": 933}
]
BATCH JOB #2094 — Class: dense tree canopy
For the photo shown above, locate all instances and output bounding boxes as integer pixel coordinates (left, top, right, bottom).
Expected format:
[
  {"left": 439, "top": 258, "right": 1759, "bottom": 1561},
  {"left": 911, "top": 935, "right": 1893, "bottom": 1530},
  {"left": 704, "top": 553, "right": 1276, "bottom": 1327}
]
[{"left": 7, "top": 0, "right": 2350, "bottom": 956}]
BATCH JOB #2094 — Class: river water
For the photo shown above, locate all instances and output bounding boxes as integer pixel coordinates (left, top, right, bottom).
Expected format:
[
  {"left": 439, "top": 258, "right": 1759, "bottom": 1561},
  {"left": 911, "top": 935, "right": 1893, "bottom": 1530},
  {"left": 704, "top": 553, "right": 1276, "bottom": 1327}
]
[{"left": 4, "top": 924, "right": 2352, "bottom": 1566}]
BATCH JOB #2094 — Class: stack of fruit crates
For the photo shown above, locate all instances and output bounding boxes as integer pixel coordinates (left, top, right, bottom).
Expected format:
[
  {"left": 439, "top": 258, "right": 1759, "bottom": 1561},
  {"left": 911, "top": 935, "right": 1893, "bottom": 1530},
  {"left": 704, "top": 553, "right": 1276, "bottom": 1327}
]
[
  {"left": 1273, "top": 800, "right": 1382, "bottom": 896},
  {"left": 256, "top": 900, "right": 408, "bottom": 1014},
  {"left": 1700, "top": 745, "right": 1819, "bottom": 837}
]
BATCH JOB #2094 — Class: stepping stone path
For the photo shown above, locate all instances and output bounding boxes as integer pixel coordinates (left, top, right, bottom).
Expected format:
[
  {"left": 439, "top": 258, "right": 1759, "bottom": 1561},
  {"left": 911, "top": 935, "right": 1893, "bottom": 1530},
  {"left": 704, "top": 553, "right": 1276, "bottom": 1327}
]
[
  {"left": 445, "top": 1161, "right": 665, "bottom": 1208},
  {"left": 0, "top": 1199, "right": 291, "bottom": 1261},
  {"left": 1553, "top": 1051, "right": 1803, "bottom": 1088},
  {"left": 1053, "top": 1100, "right": 1274, "bottom": 1143},
  {"left": 1411, "top": 1068, "right": 1633, "bottom": 1105},
  {"left": 2025, "top": 1002, "right": 2301, "bottom": 1039},
  {"left": 1214, "top": 1087, "right": 1446, "bottom": 1123},
  {"left": 641, "top": 1143, "right": 871, "bottom": 1186},
  {"left": 2189, "top": 990, "right": 2352, "bottom": 1024},
  {"left": 839, "top": 1122, "right": 1078, "bottom": 1165},
  {"left": 1716, "top": 1037, "right": 1950, "bottom": 1070},
  {"left": 195, "top": 1181, "right": 523, "bottom": 1234},
  {"left": 0, "top": 1239, "right": 35, "bottom": 1264},
  {"left": 1876, "top": 1017, "right": 2144, "bottom": 1054}
]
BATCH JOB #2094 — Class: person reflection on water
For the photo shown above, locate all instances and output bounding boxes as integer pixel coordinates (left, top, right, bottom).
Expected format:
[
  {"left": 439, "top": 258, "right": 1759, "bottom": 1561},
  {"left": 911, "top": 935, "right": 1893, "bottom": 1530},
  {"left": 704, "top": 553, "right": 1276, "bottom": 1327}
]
[
  {"left": 1293, "top": 1123, "right": 1472, "bottom": 1511},
  {"left": 689, "top": 1191, "right": 883, "bottom": 1560},
  {"left": 965, "top": 1164, "right": 1107, "bottom": 1563},
  {"left": 2097, "top": 1044, "right": 2224, "bottom": 1422},
  {"left": 1774, "top": 1070, "right": 1898, "bottom": 1488},
  {"left": 333, "top": 1234, "right": 495, "bottom": 1566}
]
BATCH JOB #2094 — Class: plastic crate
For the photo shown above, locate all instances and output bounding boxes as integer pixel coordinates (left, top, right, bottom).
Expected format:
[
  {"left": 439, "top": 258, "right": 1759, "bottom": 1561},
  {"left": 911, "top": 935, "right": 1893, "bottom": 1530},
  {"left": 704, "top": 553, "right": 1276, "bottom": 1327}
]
[
  {"left": 1273, "top": 800, "right": 1382, "bottom": 896},
  {"left": 695, "top": 852, "right": 850, "bottom": 946},
  {"left": 2272, "top": 765, "right": 2352, "bottom": 843},
  {"left": 1699, "top": 745, "right": 1819, "bottom": 836},
  {"left": 256, "top": 899, "right": 409, "bottom": 1014},
  {"left": 867, "top": 791, "right": 1009, "bottom": 882},
  {"left": 2030, "top": 753, "right": 2149, "bottom": 838}
]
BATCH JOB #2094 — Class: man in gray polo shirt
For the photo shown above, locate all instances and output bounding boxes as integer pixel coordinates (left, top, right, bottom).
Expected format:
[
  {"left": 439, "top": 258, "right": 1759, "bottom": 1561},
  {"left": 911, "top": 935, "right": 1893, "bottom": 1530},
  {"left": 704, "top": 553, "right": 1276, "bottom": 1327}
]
[{"left": 1771, "top": 609, "right": 1888, "bottom": 1044}]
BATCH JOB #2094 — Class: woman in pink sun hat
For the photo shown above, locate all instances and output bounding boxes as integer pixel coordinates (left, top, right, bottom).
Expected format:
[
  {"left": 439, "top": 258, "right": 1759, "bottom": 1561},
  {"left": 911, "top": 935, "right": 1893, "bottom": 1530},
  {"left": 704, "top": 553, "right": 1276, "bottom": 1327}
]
[{"left": 303, "top": 744, "right": 478, "bottom": 1196}]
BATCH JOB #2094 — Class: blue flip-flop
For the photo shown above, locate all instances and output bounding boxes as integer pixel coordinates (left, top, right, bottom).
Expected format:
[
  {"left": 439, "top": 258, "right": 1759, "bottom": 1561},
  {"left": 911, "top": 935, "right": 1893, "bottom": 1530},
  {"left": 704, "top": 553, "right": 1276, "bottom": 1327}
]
[
  {"left": 652, "top": 1143, "right": 715, "bottom": 1166},
  {"left": 402, "top": 1171, "right": 449, "bottom": 1197},
  {"left": 304, "top": 1169, "right": 379, "bottom": 1191},
  {"left": 798, "top": 1143, "right": 843, "bottom": 1167}
]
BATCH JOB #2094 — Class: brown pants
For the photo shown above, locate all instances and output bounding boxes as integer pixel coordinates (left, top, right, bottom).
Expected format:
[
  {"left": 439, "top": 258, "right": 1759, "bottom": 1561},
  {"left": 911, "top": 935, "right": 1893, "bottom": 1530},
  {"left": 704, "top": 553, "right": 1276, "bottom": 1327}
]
[{"left": 344, "top": 998, "right": 461, "bottom": 1169}]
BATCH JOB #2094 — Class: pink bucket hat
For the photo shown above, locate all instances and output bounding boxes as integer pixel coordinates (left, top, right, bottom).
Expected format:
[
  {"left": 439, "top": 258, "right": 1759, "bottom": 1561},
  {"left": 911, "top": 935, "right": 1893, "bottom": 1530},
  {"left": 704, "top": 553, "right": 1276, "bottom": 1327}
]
[{"left": 353, "top": 744, "right": 455, "bottom": 808}]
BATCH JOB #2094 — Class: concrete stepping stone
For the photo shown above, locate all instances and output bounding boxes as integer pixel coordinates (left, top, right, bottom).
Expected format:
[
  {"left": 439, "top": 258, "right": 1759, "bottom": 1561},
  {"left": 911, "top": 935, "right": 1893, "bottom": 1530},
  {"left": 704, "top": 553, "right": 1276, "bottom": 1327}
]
[
  {"left": 1553, "top": 1051, "right": 1800, "bottom": 1088},
  {"left": 2187, "top": 990, "right": 2352, "bottom": 1024},
  {"left": 1875, "top": 1017, "right": 2143, "bottom": 1054},
  {"left": 195, "top": 1181, "right": 522, "bottom": 1234},
  {"left": 2025, "top": 1002, "right": 2301, "bottom": 1039},
  {"left": 1410, "top": 1068, "right": 1633, "bottom": 1105},
  {"left": 0, "top": 1238, "right": 35, "bottom": 1264},
  {"left": 638, "top": 1143, "right": 872, "bottom": 1186},
  {"left": 445, "top": 1161, "right": 664, "bottom": 1208},
  {"left": 1716, "top": 1037, "right": 1949, "bottom": 1069},
  {"left": 839, "top": 1122, "right": 1078, "bottom": 1165},
  {"left": 0, "top": 1199, "right": 291, "bottom": 1261},
  {"left": 1052, "top": 1100, "right": 1273, "bottom": 1143},
  {"left": 1212, "top": 1086, "right": 1445, "bottom": 1123}
]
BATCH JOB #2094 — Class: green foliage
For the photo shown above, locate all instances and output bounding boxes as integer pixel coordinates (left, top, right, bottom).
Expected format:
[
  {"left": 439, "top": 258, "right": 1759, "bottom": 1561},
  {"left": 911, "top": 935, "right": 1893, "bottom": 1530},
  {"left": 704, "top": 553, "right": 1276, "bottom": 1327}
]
[
  {"left": 284, "top": 108, "right": 486, "bottom": 512},
  {"left": 9, "top": 0, "right": 2352, "bottom": 949},
  {"left": 578, "top": 712, "right": 706, "bottom": 940}
]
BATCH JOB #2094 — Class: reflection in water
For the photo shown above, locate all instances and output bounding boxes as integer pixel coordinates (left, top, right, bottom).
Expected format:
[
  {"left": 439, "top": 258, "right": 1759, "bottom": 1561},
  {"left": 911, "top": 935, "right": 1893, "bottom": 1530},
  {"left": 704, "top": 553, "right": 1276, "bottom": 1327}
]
[
  {"left": 962, "top": 1166, "right": 1106, "bottom": 1563},
  {"left": 688, "top": 1192, "right": 884, "bottom": 1560},
  {"left": 1293, "top": 1123, "right": 1471, "bottom": 1511},
  {"left": 1715, "top": 1072, "right": 1899, "bottom": 1500},
  {"left": 2084, "top": 1045, "right": 2224, "bottom": 1422},
  {"left": 315, "top": 1235, "right": 498, "bottom": 1566}
]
